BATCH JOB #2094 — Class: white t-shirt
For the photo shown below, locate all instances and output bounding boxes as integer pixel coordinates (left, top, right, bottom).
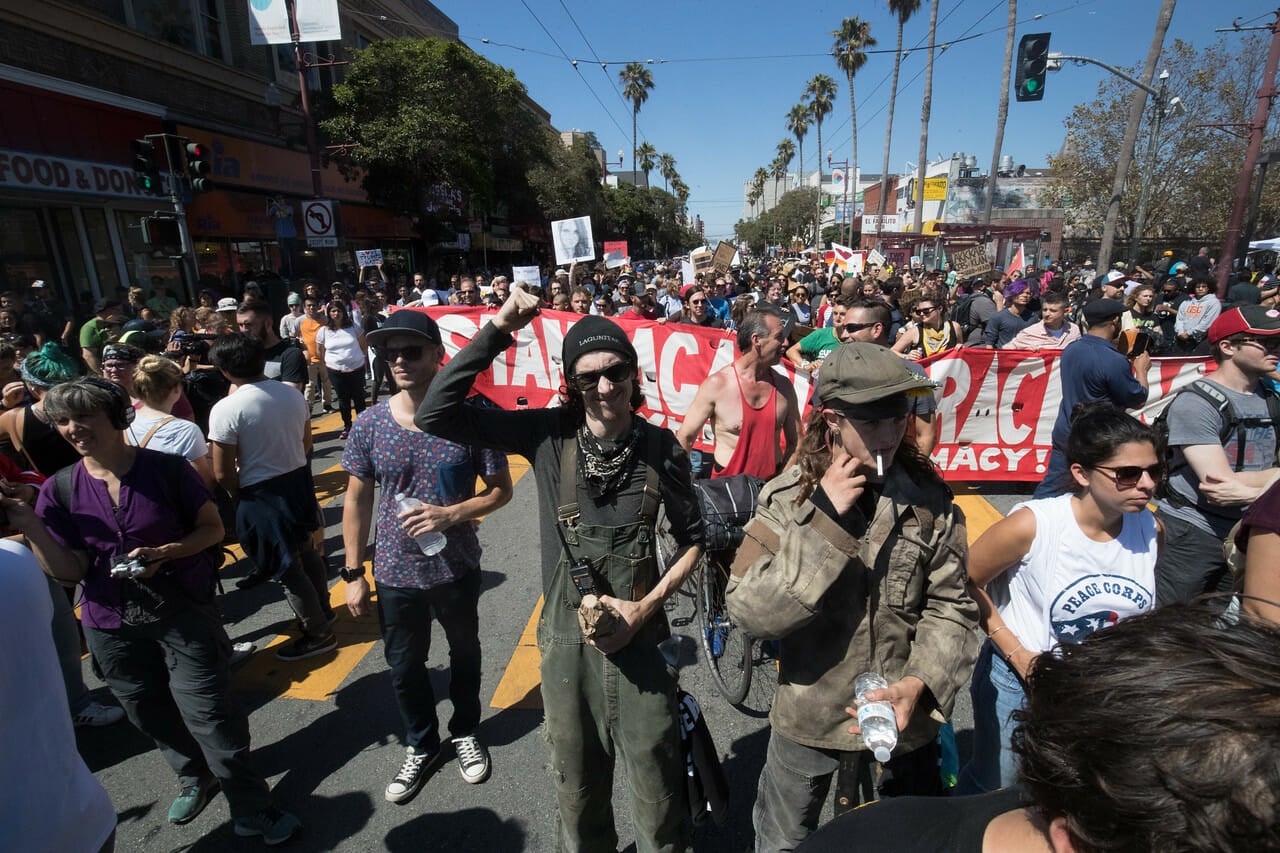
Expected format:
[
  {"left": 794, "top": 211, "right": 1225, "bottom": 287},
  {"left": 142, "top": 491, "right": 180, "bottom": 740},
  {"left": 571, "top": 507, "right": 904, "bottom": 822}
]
[
  {"left": 126, "top": 413, "right": 209, "bottom": 462},
  {"left": 0, "top": 540, "right": 116, "bottom": 852},
  {"left": 208, "top": 380, "right": 308, "bottom": 487},
  {"left": 316, "top": 323, "right": 365, "bottom": 372},
  {"left": 987, "top": 493, "right": 1157, "bottom": 654}
]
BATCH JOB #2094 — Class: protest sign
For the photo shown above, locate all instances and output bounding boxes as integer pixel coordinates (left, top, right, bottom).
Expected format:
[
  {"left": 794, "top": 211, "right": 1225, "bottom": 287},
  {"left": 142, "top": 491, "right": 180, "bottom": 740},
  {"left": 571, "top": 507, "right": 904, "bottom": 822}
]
[
  {"left": 866, "top": 248, "right": 885, "bottom": 266},
  {"left": 952, "top": 244, "right": 993, "bottom": 279},
  {"left": 552, "top": 215, "right": 594, "bottom": 265},
  {"left": 681, "top": 261, "right": 696, "bottom": 285},
  {"left": 512, "top": 265, "right": 541, "bottom": 286},
  {"left": 712, "top": 241, "right": 736, "bottom": 273},
  {"left": 691, "top": 250, "right": 714, "bottom": 275},
  {"left": 355, "top": 248, "right": 383, "bottom": 267},
  {"left": 603, "top": 241, "right": 629, "bottom": 269},
  {"left": 404, "top": 303, "right": 1215, "bottom": 482}
]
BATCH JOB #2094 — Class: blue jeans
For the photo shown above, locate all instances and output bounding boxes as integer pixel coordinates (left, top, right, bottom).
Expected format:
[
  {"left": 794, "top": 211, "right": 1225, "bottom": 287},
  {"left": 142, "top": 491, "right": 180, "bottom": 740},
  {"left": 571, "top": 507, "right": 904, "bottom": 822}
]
[
  {"left": 376, "top": 571, "right": 483, "bottom": 753},
  {"left": 956, "top": 641, "right": 1026, "bottom": 794}
]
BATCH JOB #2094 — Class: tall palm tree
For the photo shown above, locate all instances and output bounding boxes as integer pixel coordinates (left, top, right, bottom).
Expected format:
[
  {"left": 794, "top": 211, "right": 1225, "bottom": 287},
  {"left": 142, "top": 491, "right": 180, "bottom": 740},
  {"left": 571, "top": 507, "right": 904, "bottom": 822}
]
[
  {"left": 657, "top": 152, "right": 677, "bottom": 193},
  {"left": 636, "top": 141, "right": 657, "bottom": 186},
  {"left": 807, "top": 73, "right": 838, "bottom": 248},
  {"left": 752, "top": 167, "right": 769, "bottom": 216},
  {"left": 787, "top": 103, "right": 811, "bottom": 193},
  {"left": 618, "top": 62, "right": 654, "bottom": 175},
  {"left": 912, "top": 1, "right": 940, "bottom": 234},
  {"left": 774, "top": 138, "right": 796, "bottom": 202},
  {"left": 877, "top": 0, "right": 921, "bottom": 230},
  {"left": 983, "top": 1, "right": 1017, "bottom": 225},
  {"left": 833, "top": 16, "right": 876, "bottom": 245}
]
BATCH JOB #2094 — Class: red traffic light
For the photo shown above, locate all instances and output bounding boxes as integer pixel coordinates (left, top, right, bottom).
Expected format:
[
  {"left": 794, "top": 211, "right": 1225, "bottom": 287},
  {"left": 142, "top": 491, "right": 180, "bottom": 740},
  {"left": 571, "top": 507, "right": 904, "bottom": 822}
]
[{"left": 185, "top": 142, "right": 208, "bottom": 160}]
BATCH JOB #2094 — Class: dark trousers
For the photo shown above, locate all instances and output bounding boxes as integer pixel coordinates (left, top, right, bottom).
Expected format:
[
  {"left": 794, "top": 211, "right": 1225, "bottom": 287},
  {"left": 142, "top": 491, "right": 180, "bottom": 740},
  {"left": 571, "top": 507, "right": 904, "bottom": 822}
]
[
  {"left": 1155, "top": 510, "right": 1234, "bottom": 605},
  {"left": 85, "top": 608, "right": 271, "bottom": 819},
  {"left": 376, "top": 571, "right": 483, "bottom": 753},
  {"left": 329, "top": 367, "right": 366, "bottom": 429},
  {"left": 370, "top": 354, "right": 394, "bottom": 402}
]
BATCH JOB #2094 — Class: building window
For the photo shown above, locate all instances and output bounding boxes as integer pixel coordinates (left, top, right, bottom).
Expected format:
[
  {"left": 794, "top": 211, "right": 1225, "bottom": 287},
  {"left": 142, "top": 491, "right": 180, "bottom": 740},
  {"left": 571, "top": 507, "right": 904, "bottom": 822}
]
[{"left": 123, "top": 0, "right": 229, "bottom": 62}]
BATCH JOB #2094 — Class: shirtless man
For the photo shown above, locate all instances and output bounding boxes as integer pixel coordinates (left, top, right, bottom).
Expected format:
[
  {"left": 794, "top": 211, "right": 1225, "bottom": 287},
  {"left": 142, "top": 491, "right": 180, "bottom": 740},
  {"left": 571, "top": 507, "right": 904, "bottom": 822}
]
[{"left": 677, "top": 304, "right": 800, "bottom": 479}]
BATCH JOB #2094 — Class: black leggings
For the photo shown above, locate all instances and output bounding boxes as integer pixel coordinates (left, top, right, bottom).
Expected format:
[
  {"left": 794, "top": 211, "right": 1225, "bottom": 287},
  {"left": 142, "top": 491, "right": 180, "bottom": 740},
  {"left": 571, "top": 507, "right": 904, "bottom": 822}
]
[
  {"left": 329, "top": 367, "right": 366, "bottom": 428},
  {"left": 370, "top": 353, "right": 394, "bottom": 401}
]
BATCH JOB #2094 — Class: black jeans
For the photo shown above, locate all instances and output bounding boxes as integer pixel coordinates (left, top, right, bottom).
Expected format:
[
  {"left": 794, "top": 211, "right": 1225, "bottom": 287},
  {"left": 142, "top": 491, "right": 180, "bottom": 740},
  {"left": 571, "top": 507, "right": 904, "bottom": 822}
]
[
  {"left": 85, "top": 607, "right": 272, "bottom": 819},
  {"left": 329, "top": 366, "right": 366, "bottom": 429},
  {"left": 376, "top": 570, "right": 483, "bottom": 753},
  {"left": 370, "top": 353, "right": 394, "bottom": 402}
]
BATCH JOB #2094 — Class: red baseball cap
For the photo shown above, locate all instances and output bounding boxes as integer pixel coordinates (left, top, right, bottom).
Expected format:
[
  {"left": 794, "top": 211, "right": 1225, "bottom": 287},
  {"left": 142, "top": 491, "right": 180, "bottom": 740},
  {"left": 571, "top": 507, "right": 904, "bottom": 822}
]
[
  {"left": 1208, "top": 305, "right": 1280, "bottom": 344},
  {"left": 680, "top": 283, "right": 700, "bottom": 300}
]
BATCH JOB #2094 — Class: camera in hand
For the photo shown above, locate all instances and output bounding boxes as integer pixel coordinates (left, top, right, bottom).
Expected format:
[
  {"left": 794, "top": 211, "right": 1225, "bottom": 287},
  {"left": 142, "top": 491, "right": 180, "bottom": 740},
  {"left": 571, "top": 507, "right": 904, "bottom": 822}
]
[{"left": 110, "top": 554, "right": 149, "bottom": 579}]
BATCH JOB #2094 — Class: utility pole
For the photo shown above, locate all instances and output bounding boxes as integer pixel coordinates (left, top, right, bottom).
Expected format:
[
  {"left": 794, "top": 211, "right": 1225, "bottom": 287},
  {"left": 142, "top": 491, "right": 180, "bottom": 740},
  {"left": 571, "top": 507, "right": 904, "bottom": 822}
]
[
  {"left": 286, "top": 0, "right": 323, "bottom": 199},
  {"left": 1128, "top": 70, "right": 1179, "bottom": 265},
  {"left": 1215, "top": 8, "right": 1280, "bottom": 298}
]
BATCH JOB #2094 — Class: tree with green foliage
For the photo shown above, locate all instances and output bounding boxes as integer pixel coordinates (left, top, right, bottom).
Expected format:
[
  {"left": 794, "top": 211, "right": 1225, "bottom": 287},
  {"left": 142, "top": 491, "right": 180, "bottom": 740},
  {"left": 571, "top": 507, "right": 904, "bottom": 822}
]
[
  {"left": 526, "top": 133, "right": 606, "bottom": 224},
  {"left": 636, "top": 142, "right": 658, "bottom": 186},
  {"left": 787, "top": 102, "right": 810, "bottom": 190},
  {"left": 774, "top": 138, "right": 796, "bottom": 200},
  {"left": 320, "top": 38, "right": 548, "bottom": 225},
  {"left": 734, "top": 187, "right": 820, "bottom": 253},
  {"left": 657, "top": 152, "right": 677, "bottom": 193},
  {"left": 807, "top": 73, "right": 838, "bottom": 246},
  {"left": 602, "top": 184, "right": 700, "bottom": 257},
  {"left": 619, "top": 62, "right": 655, "bottom": 175},
  {"left": 833, "top": 16, "right": 876, "bottom": 242}
]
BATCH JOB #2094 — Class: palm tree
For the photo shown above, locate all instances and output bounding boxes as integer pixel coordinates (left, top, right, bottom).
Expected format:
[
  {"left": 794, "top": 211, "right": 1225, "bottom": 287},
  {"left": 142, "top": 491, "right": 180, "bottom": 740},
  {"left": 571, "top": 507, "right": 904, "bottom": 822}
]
[
  {"left": 774, "top": 138, "right": 796, "bottom": 202},
  {"left": 807, "top": 73, "right": 838, "bottom": 248},
  {"left": 877, "top": 0, "right": 921, "bottom": 230},
  {"left": 912, "top": 1, "right": 940, "bottom": 234},
  {"left": 752, "top": 167, "right": 769, "bottom": 216},
  {"left": 636, "top": 141, "right": 657, "bottom": 186},
  {"left": 618, "top": 61, "right": 654, "bottom": 175},
  {"left": 833, "top": 16, "right": 876, "bottom": 244},
  {"left": 657, "top": 152, "right": 676, "bottom": 193},
  {"left": 983, "top": 1, "right": 1017, "bottom": 225},
  {"left": 786, "top": 103, "right": 810, "bottom": 194}
]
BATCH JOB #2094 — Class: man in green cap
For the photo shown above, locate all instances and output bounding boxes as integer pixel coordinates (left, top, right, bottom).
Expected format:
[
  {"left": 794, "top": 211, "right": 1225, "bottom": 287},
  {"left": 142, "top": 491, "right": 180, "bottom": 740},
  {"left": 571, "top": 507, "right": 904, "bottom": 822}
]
[{"left": 727, "top": 342, "right": 978, "bottom": 851}]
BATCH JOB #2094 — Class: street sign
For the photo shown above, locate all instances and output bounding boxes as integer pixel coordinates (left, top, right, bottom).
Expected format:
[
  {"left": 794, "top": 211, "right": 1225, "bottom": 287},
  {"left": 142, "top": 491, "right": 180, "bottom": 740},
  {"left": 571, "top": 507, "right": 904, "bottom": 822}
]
[{"left": 303, "top": 199, "right": 338, "bottom": 248}]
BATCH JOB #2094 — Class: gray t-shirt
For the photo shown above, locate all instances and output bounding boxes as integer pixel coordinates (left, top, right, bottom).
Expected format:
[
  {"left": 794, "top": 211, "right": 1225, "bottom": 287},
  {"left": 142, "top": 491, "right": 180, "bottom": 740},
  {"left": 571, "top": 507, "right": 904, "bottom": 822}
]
[
  {"left": 964, "top": 294, "right": 999, "bottom": 345},
  {"left": 1159, "top": 380, "right": 1278, "bottom": 537}
]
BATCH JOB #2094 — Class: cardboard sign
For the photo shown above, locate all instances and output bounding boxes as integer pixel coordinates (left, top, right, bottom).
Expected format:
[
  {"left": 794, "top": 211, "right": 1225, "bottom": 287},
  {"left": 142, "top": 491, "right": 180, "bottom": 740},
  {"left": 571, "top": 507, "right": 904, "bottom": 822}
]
[
  {"left": 866, "top": 249, "right": 885, "bottom": 267},
  {"left": 953, "top": 244, "right": 994, "bottom": 279},
  {"left": 512, "top": 265, "right": 541, "bottom": 286},
  {"left": 712, "top": 241, "right": 736, "bottom": 273},
  {"left": 691, "top": 250, "right": 714, "bottom": 275},
  {"left": 681, "top": 261, "right": 696, "bottom": 285},
  {"left": 355, "top": 248, "right": 383, "bottom": 267}
]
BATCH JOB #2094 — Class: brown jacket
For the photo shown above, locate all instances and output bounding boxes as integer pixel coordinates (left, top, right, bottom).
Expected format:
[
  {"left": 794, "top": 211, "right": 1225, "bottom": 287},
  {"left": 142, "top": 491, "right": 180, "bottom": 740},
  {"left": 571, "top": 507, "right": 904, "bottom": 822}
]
[{"left": 726, "top": 464, "right": 978, "bottom": 753}]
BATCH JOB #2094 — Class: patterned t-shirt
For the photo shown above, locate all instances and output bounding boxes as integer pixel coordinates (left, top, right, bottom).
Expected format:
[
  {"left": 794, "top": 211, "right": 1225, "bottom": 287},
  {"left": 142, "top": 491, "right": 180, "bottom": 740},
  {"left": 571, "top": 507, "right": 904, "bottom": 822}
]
[{"left": 342, "top": 401, "right": 508, "bottom": 590}]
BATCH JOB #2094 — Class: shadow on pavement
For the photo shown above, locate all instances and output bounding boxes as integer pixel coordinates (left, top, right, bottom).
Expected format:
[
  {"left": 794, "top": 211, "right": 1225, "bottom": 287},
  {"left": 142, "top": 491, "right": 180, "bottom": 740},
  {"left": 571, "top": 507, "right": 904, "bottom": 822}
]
[
  {"left": 182, "top": 790, "right": 375, "bottom": 852},
  {"left": 384, "top": 806, "right": 527, "bottom": 851}
]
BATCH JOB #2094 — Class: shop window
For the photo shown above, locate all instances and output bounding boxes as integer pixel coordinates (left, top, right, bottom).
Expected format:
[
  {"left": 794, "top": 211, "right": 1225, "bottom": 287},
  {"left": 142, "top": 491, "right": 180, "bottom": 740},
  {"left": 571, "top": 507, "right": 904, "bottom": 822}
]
[
  {"left": 114, "top": 211, "right": 183, "bottom": 297},
  {"left": 51, "top": 209, "right": 92, "bottom": 305},
  {"left": 0, "top": 207, "right": 56, "bottom": 293},
  {"left": 124, "top": 0, "right": 229, "bottom": 62},
  {"left": 81, "top": 209, "right": 121, "bottom": 295}
]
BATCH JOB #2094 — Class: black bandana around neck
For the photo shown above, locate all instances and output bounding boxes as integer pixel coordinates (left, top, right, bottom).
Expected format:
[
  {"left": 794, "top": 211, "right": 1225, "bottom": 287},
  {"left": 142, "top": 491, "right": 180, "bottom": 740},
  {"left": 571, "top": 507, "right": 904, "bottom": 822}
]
[{"left": 577, "top": 416, "right": 642, "bottom": 499}]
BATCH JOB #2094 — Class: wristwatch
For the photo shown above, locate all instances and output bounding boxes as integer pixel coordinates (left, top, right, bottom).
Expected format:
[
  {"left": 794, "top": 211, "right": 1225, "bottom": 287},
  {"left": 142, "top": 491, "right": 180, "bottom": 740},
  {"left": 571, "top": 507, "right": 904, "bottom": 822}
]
[{"left": 339, "top": 565, "right": 366, "bottom": 582}]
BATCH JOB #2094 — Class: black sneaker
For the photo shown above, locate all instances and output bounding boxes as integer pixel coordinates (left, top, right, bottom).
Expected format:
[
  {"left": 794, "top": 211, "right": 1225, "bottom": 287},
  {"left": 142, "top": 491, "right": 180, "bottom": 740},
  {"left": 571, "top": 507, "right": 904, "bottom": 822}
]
[
  {"left": 385, "top": 745, "right": 438, "bottom": 804},
  {"left": 233, "top": 806, "right": 302, "bottom": 845},
  {"left": 275, "top": 633, "right": 337, "bottom": 661},
  {"left": 452, "top": 734, "right": 491, "bottom": 784}
]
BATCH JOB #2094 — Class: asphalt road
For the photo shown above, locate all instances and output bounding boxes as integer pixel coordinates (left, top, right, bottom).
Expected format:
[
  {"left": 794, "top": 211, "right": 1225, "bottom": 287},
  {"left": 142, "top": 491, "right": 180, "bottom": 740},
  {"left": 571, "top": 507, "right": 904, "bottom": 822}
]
[{"left": 75, "top": 413, "right": 1031, "bottom": 852}]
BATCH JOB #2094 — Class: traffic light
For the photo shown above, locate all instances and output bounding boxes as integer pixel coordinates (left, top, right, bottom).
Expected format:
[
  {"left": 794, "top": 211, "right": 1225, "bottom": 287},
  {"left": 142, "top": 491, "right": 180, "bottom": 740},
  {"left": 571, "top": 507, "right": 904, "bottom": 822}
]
[
  {"left": 185, "top": 141, "right": 213, "bottom": 193},
  {"left": 132, "top": 138, "right": 161, "bottom": 194},
  {"left": 1015, "top": 33, "right": 1050, "bottom": 102},
  {"left": 141, "top": 215, "right": 183, "bottom": 253}
]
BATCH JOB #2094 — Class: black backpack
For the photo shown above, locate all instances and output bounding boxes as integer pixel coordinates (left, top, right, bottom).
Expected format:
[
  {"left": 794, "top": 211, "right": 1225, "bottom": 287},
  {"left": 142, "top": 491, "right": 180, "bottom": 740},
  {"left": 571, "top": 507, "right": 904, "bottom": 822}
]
[
  {"left": 1152, "top": 379, "right": 1280, "bottom": 503},
  {"left": 951, "top": 293, "right": 979, "bottom": 338}
]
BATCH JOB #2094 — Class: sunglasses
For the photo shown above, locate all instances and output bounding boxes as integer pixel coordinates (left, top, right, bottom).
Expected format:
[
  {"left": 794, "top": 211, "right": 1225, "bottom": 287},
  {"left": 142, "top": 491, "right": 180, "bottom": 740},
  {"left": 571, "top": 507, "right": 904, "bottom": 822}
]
[
  {"left": 376, "top": 344, "right": 426, "bottom": 362},
  {"left": 569, "top": 361, "right": 633, "bottom": 391},
  {"left": 1092, "top": 464, "right": 1163, "bottom": 489},
  {"left": 1235, "top": 337, "right": 1280, "bottom": 353},
  {"left": 843, "top": 321, "right": 878, "bottom": 334},
  {"left": 915, "top": 306, "right": 939, "bottom": 316}
]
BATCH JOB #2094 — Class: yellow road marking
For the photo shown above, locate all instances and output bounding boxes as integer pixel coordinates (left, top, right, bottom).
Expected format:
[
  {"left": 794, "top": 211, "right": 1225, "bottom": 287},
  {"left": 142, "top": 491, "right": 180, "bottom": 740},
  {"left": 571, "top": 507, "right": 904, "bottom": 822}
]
[{"left": 488, "top": 486, "right": 1010, "bottom": 711}]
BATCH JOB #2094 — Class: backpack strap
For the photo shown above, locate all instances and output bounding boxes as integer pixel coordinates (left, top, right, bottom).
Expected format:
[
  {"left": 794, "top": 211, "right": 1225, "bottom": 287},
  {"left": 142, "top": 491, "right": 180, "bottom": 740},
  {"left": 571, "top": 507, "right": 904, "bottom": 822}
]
[
  {"left": 557, "top": 436, "right": 580, "bottom": 526},
  {"left": 130, "top": 416, "right": 176, "bottom": 449},
  {"left": 52, "top": 463, "right": 76, "bottom": 511},
  {"left": 640, "top": 425, "right": 662, "bottom": 528}
]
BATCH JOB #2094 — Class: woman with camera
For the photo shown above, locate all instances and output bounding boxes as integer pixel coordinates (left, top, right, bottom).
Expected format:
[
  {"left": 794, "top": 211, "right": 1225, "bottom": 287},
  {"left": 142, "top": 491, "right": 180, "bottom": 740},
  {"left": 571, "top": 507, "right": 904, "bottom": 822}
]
[
  {"left": 2, "top": 378, "right": 300, "bottom": 844},
  {"left": 955, "top": 403, "right": 1160, "bottom": 794}
]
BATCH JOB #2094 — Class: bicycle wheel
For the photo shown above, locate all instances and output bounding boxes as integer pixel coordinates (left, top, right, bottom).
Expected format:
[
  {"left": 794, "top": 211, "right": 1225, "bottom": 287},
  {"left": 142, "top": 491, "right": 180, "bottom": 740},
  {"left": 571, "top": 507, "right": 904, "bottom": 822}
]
[
  {"left": 696, "top": 555, "right": 752, "bottom": 705},
  {"left": 654, "top": 504, "right": 696, "bottom": 599}
]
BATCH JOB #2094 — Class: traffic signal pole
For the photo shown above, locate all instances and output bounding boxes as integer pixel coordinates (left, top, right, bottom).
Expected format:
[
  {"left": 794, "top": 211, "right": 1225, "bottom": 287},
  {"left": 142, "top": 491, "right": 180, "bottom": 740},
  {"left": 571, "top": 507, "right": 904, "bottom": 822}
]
[{"left": 286, "top": 0, "right": 323, "bottom": 200}]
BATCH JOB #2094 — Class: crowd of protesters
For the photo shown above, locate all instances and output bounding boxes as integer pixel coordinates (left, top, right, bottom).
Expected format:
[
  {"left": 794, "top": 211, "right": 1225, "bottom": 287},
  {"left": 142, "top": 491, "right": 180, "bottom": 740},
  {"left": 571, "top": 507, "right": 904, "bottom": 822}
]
[{"left": 1, "top": 241, "right": 1279, "bottom": 853}]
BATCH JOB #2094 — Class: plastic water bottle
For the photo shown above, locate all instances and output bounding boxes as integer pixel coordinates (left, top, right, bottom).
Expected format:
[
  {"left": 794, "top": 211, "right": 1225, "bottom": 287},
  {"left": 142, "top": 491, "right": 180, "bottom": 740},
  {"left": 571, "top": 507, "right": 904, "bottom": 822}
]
[
  {"left": 854, "top": 671, "right": 898, "bottom": 763},
  {"left": 394, "top": 493, "right": 447, "bottom": 556}
]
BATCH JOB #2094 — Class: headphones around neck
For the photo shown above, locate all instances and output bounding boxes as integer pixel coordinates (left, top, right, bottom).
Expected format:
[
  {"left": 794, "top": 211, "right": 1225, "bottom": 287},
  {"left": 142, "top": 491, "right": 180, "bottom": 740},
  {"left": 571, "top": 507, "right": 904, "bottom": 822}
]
[{"left": 81, "top": 377, "right": 136, "bottom": 430}]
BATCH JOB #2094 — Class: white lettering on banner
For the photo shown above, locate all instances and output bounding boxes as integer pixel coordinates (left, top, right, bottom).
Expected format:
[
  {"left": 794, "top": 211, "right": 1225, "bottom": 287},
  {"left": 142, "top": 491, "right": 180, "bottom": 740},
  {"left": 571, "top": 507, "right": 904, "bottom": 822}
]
[
  {"left": 410, "top": 307, "right": 1215, "bottom": 481},
  {"left": 0, "top": 149, "right": 158, "bottom": 200}
]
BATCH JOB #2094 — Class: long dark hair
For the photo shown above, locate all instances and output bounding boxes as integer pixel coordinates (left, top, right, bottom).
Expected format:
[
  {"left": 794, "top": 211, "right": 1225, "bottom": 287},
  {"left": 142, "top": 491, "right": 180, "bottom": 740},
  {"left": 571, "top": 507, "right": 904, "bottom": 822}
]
[
  {"left": 326, "top": 299, "right": 353, "bottom": 330},
  {"left": 794, "top": 406, "right": 942, "bottom": 504},
  {"left": 1066, "top": 402, "right": 1156, "bottom": 469}
]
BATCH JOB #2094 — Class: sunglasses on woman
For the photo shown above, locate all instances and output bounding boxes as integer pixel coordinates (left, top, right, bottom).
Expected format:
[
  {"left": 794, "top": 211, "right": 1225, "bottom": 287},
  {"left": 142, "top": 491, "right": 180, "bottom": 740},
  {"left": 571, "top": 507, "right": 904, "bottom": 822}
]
[
  {"left": 1092, "top": 464, "right": 1163, "bottom": 489},
  {"left": 569, "top": 361, "right": 634, "bottom": 391}
]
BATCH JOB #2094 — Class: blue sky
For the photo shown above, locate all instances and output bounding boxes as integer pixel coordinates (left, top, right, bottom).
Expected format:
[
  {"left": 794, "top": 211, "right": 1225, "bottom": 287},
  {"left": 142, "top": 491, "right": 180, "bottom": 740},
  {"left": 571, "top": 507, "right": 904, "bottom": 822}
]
[{"left": 436, "top": 1, "right": 1276, "bottom": 239}]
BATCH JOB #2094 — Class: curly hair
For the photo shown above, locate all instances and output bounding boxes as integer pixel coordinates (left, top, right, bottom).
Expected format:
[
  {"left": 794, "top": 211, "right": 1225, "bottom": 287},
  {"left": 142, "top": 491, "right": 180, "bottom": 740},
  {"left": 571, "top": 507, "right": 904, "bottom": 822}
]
[
  {"left": 793, "top": 406, "right": 943, "bottom": 504},
  {"left": 1013, "top": 600, "right": 1280, "bottom": 853}
]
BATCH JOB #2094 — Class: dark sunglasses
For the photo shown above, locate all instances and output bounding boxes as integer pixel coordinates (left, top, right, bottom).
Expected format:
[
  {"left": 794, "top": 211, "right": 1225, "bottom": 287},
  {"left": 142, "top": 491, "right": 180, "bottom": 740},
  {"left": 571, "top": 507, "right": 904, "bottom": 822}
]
[
  {"left": 842, "top": 321, "right": 878, "bottom": 334},
  {"left": 569, "top": 361, "right": 634, "bottom": 391},
  {"left": 915, "top": 305, "right": 939, "bottom": 316},
  {"left": 376, "top": 344, "right": 426, "bottom": 362},
  {"left": 1092, "top": 464, "right": 1162, "bottom": 489}
]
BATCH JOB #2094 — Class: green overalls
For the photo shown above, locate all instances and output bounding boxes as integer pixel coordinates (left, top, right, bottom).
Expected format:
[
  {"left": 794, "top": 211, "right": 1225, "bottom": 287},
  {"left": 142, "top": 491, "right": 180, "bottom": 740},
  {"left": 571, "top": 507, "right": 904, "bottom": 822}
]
[{"left": 538, "top": 435, "right": 688, "bottom": 853}]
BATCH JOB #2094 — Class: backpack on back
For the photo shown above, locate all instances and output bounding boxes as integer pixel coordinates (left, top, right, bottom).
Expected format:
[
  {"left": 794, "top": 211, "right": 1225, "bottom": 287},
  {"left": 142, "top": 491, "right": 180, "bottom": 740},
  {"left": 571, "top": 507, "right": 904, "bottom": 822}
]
[{"left": 951, "top": 294, "right": 979, "bottom": 338}]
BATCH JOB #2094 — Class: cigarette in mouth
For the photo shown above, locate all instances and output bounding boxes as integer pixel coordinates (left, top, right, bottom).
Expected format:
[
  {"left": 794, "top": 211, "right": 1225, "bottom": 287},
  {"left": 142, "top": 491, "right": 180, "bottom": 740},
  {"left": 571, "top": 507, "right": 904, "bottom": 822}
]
[{"left": 876, "top": 452, "right": 884, "bottom": 478}]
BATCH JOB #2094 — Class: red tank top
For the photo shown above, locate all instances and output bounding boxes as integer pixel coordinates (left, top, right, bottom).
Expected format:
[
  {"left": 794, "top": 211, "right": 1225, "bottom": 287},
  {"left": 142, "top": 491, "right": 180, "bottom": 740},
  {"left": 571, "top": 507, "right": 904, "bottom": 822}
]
[{"left": 712, "top": 371, "right": 780, "bottom": 480}]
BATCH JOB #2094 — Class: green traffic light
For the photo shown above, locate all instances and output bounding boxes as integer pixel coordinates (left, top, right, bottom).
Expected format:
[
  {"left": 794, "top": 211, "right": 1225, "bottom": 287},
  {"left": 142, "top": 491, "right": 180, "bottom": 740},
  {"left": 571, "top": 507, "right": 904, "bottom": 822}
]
[
  {"left": 1025, "top": 80, "right": 1039, "bottom": 93},
  {"left": 136, "top": 175, "right": 155, "bottom": 192}
]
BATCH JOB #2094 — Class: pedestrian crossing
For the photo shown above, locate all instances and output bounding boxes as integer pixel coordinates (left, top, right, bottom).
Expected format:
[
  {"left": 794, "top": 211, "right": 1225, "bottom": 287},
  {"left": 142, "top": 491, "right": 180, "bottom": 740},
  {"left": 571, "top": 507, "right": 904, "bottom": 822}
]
[{"left": 221, "top": 423, "right": 1006, "bottom": 706}]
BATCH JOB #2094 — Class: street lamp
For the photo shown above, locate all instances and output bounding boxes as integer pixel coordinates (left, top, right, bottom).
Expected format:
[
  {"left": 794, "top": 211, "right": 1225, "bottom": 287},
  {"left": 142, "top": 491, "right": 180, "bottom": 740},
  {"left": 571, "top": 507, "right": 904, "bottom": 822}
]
[
  {"left": 828, "top": 150, "right": 852, "bottom": 248},
  {"left": 1128, "top": 70, "right": 1185, "bottom": 265}
]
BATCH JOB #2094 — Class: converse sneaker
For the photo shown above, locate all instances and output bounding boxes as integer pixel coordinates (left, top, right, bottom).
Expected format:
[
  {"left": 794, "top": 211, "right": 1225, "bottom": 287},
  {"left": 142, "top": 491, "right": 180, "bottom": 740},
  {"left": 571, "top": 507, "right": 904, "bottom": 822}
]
[
  {"left": 385, "top": 745, "right": 437, "bottom": 804},
  {"left": 72, "top": 700, "right": 125, "bottom": 728},
  {"left": 275, "top": 632, "right": 337, "bottom": 661},
  {"left": 452, "top": 734, "right": 491, "bottom": 784}
]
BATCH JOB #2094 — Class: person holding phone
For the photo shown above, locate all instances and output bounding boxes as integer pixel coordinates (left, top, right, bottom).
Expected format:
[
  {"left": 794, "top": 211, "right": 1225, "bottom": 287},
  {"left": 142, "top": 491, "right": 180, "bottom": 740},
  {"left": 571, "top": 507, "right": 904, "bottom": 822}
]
[{"left": 726, "top": 343, "right": 978, "bottom": 849}]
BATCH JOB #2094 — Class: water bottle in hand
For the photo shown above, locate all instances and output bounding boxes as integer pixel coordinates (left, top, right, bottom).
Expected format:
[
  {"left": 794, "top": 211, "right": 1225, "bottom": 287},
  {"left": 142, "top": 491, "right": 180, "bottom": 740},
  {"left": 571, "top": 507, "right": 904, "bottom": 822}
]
[
  {"left": 854, "top": 671, "right": 898, "bottom": 763},
  {"left": 394, "top": 492, "right": 446, "bottom": 556}
]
